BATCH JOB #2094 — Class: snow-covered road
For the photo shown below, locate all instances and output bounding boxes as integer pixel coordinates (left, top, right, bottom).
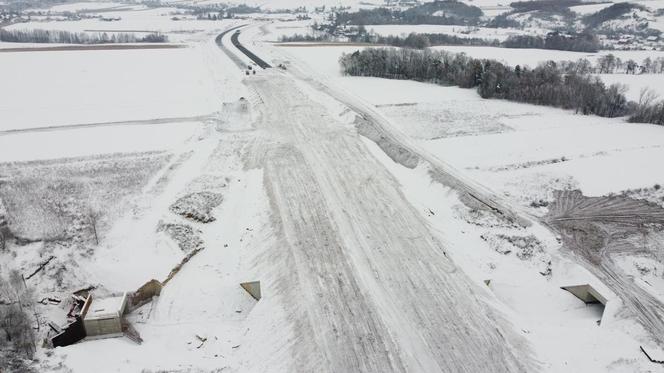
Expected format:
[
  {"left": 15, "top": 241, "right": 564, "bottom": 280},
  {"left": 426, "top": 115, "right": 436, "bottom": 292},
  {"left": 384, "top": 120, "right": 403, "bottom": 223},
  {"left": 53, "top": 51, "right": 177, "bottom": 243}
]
[{"left": 230, "top": 46, "right": 534, "bottom": 370}]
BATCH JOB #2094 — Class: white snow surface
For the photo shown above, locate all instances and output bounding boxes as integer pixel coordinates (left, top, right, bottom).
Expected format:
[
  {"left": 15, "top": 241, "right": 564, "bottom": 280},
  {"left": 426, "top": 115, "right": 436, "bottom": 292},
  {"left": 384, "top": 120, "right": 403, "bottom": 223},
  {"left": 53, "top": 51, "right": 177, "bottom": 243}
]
[
  {"left": 0, "top": 122, "right": 199, "bottom": 162},
  {"left": 2, "top": 15, "right": 664, "bottom": 373},
  {"left": 30, "top": 2, "right": 133, "bottom": 13},
  {"left": 599, "top": 73, "right": 664, "bottom": 101},
  {"left": 5, "top": 7, "right": 231, "bottom": 42},
  {"left": 277, "top": 42, "right": 664, "bottom": 198},
  {"left": 365, "top": 24, "right": 539, "bottom": 41},
  {"left": 570, "top": 2, "right": 615, "bottom": 15},
  {"left": 0, "top": 46, "right": 219, "bottom": 131}
]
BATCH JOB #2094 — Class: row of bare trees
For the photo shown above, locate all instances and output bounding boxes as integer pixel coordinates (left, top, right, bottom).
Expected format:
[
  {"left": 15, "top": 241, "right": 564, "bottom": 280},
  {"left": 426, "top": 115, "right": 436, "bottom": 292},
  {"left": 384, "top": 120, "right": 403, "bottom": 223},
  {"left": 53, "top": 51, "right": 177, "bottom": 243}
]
[
  {"left": 339, "top": 48, "right": 664, "bottom": 124},
  {"left": 0, "top": 29, "right": 167, "bottom": 44}
]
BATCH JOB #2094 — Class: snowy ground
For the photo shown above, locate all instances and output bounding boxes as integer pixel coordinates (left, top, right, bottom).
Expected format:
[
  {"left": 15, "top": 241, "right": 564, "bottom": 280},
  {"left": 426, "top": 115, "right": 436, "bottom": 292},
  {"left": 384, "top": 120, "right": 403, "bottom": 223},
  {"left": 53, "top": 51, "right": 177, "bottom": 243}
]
[
  {"left": 277, "top": 42, "right": 664, "bottom": 201},
  {"left": 430, "top": 45, "right": 664, "bottom": 100},
  {"left": 600, "top": 73, "right": 664, "bottom": 100},
  {"left": 6, "top": 6, "right": 231, "bottom": 43},
  {"left": 433, "top": 46, "right": 664, "bottom": 101},
  {"left": 0, "top": 28, "right": 265, "bottom": 372},
  {"left": 0, "top": 122, "right": 199, "bottom": 163},
  {"left": 28, "top": 2, "right": 138, "bottom": 13},
  {"left": 268, "top": 39, "right": 664, "bottom": 371},
  {"left": 259, "top": 19, "right": 318, "bottom": 41},
  {"left": 0, "top": 42, "right": 71, "bottom": 49},
  {"left": 0, "top": 45, "right": 221, "bottom": 131},
  {"left": 366, "top": 24, "right": 542, "bottom": 41},
  {"left": 2, "top": 9, "right": 664, "bottom": 373},
  {"left": 570, "top": 2, "right": 615, "bottom": 15},
  {"left": 273, "top": 37, "right": 664, "bottom": 99},
  {"left": 430, "top": 45, "right": 664, "bottom": 68}
]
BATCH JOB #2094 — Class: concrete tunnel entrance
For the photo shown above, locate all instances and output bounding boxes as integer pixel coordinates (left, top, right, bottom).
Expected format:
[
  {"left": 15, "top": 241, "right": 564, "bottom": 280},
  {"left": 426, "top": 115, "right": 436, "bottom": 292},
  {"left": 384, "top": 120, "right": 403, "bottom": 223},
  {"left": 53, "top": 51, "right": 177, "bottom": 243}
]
[{"left": 561, "top": 284, "right": 608, "bottom": 324}]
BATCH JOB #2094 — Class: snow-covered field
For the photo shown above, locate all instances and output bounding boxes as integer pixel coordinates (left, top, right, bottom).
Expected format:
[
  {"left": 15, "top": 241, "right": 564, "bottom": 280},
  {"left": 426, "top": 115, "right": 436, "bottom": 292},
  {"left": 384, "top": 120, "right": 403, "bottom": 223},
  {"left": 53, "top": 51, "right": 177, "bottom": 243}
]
[
  {"left": 260, "top": 19, "right": 317, "bottom": 40},
  {"left": 570, "top": 2, "right": 614, "bottom": 15},
  {"left": 6, "top": 7, "right": 229, "bottom": 42},
  {"left": 29, "top": 2, "right": 137, "bottom": 13},
  {"left": 431, "top": 45, "right": 664, "bottom": 68},
  {"left": 600, "top": 73, "right": 664, "bottom": 100},
  {"left": 0, "top": 42, "right": 72, "bottom": 49},
  {"left": 0, "top": 46, "right": 219, "bottom": 131},
  {"left": 278, "top": 43, "right": 664, "bottom": 200},
  {"left": 2, "top": 7, "right": 664, "bottom": 373},
  {"left": 429, "top": 45, "right": 664, "bottom": 99},
  {"left": 0, "top": 20, "right": 262, "bottom": 371},
  {"left": 0, "top": 122, "right": 198, "bottom": 163},
  {"left": 366, "top": 24, "right": 540, "bottom": 41},
  {"left": 267, "top": 39, "right": 664, "bottom": 372}
]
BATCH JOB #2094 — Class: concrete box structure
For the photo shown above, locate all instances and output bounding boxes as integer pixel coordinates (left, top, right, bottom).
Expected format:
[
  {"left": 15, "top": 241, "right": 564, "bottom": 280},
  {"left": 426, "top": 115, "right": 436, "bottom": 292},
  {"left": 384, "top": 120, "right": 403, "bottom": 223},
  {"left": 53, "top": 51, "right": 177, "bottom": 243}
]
[
  {"left": 83, "top": 293, "right": 128, "bottom": 338},
  {"left": 241, "top": 281, "right": 261, "bottom": 301},
  {"left": 560, "top": 284, "right": 607, "bottom": 305}
]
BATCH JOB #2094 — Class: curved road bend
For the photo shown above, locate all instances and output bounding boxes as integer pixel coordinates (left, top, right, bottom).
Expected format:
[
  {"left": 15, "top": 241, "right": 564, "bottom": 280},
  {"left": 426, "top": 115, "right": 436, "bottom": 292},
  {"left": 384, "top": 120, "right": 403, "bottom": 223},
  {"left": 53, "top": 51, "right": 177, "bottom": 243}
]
[{"left": 230, "top": 30, "right": 271, "bottom": 69}]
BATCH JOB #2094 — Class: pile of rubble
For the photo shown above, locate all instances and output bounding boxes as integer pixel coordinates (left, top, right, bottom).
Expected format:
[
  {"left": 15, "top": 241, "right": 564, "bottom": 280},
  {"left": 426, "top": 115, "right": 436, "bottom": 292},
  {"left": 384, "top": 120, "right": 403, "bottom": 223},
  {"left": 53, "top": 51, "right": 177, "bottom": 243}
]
[
  {"left": 169, "top": 192, "right": 223, "bottom": 223},
  {"left": 157, "top": 222, "right": 204, "bottom": 253}
]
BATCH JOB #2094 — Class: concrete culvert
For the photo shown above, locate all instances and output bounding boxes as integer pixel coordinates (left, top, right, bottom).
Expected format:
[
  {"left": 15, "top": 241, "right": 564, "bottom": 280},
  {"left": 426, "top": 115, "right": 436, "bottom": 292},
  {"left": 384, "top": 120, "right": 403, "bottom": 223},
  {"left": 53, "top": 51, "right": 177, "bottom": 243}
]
[{"left": 561, "top": 284, "right": 608, "bottom": 324}]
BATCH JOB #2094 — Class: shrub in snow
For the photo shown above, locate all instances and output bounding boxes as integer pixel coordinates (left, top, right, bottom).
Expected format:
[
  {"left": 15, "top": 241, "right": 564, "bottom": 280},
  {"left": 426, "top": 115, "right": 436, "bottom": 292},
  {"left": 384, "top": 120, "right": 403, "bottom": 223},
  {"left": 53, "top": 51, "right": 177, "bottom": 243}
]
[{"left": 169, "top": 192, "right": 223, "bottom": 223}]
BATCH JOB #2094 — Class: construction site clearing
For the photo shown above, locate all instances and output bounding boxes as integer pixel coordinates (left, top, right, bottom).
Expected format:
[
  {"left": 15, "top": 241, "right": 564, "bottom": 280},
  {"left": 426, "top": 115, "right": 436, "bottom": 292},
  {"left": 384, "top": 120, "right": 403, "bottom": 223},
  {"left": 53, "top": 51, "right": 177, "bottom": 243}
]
[{"left": 49, "top": 278, "right": 260, "bottom": 348}]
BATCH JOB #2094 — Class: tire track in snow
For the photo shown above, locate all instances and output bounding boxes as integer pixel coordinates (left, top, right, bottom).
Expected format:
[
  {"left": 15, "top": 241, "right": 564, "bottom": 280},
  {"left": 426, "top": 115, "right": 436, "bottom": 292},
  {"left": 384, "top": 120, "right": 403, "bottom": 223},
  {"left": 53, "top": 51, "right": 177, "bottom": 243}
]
[
  {"left": 263, "top": 143, "right": 406, "bottom": 373},
  {"left": 247, "top": 73, "right": 535, "bottom": 372},
  {"left": 547, "top": 190, "right": 664, "bottom": 347}
]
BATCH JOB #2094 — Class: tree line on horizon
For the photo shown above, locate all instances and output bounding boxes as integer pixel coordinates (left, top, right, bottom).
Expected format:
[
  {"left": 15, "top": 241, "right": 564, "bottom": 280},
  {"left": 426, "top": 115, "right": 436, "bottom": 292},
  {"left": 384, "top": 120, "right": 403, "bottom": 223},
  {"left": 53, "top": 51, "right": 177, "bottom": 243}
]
[
  {"left": 0, "top": 29, "right": 168, "bottom": 44},
  {"left": 339, "top": 47, "right": 664, "bottom": 125},
  {"left": 335, "top": 1, "right": 484, "bottom": 27},
  {"left": 284, "top": 30, "right": 602, "bottom": 53},
  {"left": 364, "top": 31, "right": 601, "bottom": 52}
]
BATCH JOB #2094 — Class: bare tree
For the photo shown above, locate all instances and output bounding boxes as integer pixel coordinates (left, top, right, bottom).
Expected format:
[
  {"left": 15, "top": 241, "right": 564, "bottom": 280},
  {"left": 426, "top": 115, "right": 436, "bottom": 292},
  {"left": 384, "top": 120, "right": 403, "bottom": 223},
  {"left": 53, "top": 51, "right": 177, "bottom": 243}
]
[
  {"left": 85, "top": 183, "right": 102, "bottom": 246},
  {"left": 88, "top": 208, "right": 100, "bottom": 245},
  {"left": 0, "top": 197, "right": 7, "bottom": 251},
  {"left": 0, "top": 271, "right": 36, "bottom": 359},
  {"left": 629, "top": 88, "right": 664, "bottom": 125},
  {"left": 638, "top": 88, "right": 659, "bottom": 107}
]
